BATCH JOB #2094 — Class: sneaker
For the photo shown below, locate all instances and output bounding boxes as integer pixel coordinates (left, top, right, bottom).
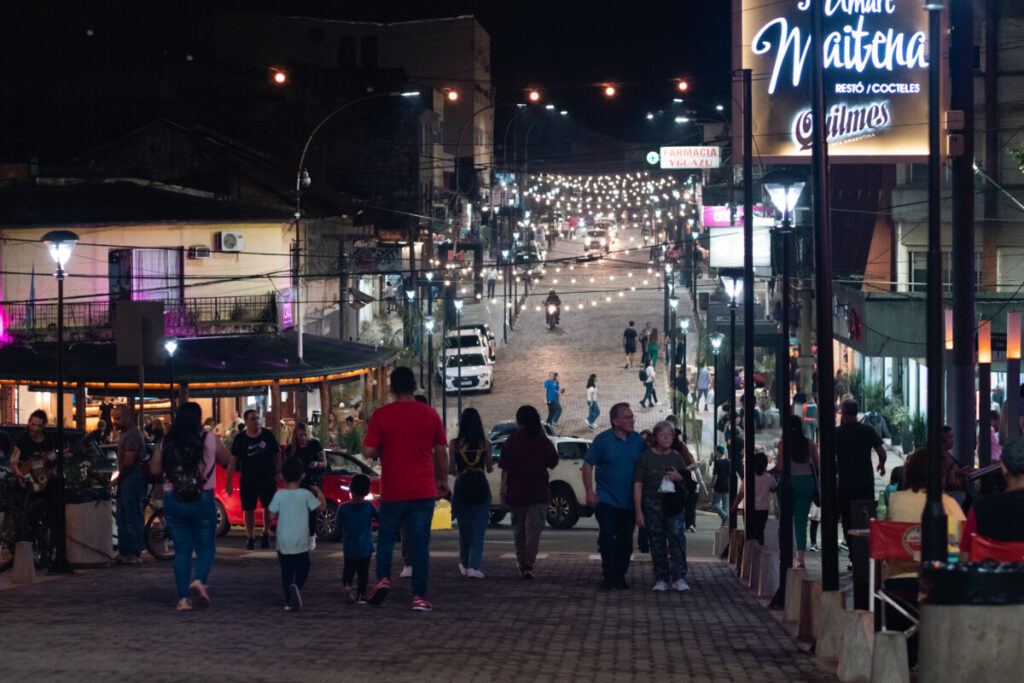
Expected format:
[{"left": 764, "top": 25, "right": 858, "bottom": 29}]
[
  {"left": 308, "top": 535, "right": 317, "bottom": 552},
  {"left": 652, "top": 580, "right": 669, "bottom": 592},
  {"left": 246, "top": 538, "right": 256, "bottom": 551},
  {"left": 189, "top": 580, "right": 210, "bottom": 608},
  {"left": 588, "top": 422, "right": 598, "bottom": 430},
  {"left": 342, "top": 586, "right": 357, "bottom": 604},
  {"left": 368, "top": 578, "right": 390, "bottom": 606},
  {"left": 283, "top": 605, "right": 293, "bottom": 611},
  {"left": 809, "top": 544, "right": 820, "bottom": 552},
  {"left": 176, "top": 598, "right": 192, "bottom": 611},
  {"left": 522, "top": 569, "right": 534, "bottom": 580},
  {"left": 288, "top": 584, "right": 302, "bottom": 612},
  {"left": 260, "top": 532, "right": 270, "bottom": 550},
  {"left": 674, "top": 578, "right": 691, "bottom": 592},
  {"left": 356, "top": 593, "right": 368, "bottom": 604},
  {"left": 839, "top": 541, "right": 849, "bottom": 552},
  {"left": 457, "top": 563, "right": 467, "bottom": 576},
  {"left": 412, "top": 596, "right": 432, "bottom": 612},
  {"left": 467, "top": 568, "right": 485, "bottom": 579},
  {"left": 687, "top": 525, "right": 697, "bottom": 533},
  {"left": 400, "top": 565, "right": 413, "bottom": 578}
]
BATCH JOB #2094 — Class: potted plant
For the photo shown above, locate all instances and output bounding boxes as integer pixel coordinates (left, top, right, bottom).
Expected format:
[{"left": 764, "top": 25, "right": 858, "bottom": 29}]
[{"left": 910, "top": 412, "right": 927, "bottom": 449}]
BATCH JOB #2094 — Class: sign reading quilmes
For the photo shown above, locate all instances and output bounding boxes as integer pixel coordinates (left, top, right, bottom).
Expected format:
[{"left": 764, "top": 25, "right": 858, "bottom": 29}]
[
  {"left": 737, "top": 0, "right": 930, "bottom": 160},
  {"left": 659, "top": 146, "right": 721, "bottom": 169}
]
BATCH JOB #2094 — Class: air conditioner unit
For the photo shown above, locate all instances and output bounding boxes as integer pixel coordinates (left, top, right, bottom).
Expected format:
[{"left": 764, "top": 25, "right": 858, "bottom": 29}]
[
  {"left": 218, "top": 231, "right": 244, "bottom": 252},
  {"left": 187, "top": 245, "right": 212, "bottom": 260}
]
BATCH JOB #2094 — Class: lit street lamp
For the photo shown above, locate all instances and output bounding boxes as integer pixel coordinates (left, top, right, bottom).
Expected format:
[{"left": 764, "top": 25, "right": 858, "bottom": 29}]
[
  {"left": 710, "top": 331, "right": 724, "bottom": 452},
  {"left": 454, "top": 298, "right": 465, "bottom": 416},
  {"left": 721, "top": 273, "right": 742, "bottom": 531},
  {"left": 425, "top": 316, "right": 436, "bottom": 407},
  {"left": 501, "top": 248, "right": 511, "bottom": 343},
  {"left": 406, "top": 289, "right": 422, "bottom": 387},
  {"left": 42, "top": 229, "right": 78, "bottom": 574},
  {"left": 669, "top": 295, "right": 680, "bottom": 416},
  {"left": 163, "top": 337, "right": 178, "bottom": 417},
  {"left": 680, "top": 316, "right": 690, "bottom": 441},
  {"left": 762, "top": 169, "right": 806, "bottom": 606}
]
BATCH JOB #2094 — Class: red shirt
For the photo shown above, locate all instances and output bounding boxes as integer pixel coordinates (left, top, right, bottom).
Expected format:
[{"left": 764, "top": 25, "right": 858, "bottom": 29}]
[{"left": 364, "top": 399, "right": 446, "bottom": 502}]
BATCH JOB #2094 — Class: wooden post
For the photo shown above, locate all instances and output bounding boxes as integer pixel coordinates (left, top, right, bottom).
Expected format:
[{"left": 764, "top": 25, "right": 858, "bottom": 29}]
[
  {"left": 74, "top": 385, "right": 86, "bottom": 431},
  {"left": 269, "top": 380, "right": 282, "bottom": 433},
  {"left": 320, "top": 379, "right": 331, "bottom": 425}
]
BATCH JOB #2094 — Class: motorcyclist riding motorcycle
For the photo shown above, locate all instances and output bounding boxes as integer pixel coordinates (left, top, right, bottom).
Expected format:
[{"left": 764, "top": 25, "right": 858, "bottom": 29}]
[{"left": 545, "top": 289, "right": 561, "bottom": 327}]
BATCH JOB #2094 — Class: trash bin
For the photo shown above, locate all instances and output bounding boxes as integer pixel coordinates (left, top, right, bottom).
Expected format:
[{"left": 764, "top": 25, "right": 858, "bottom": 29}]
[
  {"left": 919, "top": 561, "right": 1024, "bottom": 682},
  {"left": 65, "top": 491, "right": 115, "bottom": 567}
]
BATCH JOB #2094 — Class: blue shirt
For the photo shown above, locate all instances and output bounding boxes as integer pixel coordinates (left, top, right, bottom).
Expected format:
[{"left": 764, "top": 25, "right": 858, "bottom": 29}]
[
  {"left": 584, "top": 429, "right": 647, "bottom": 509},
  {"left": 545, "top": 379, "right": 560, "bottom": 402},
  {"left": 336, "top": 500, "right": 379, "bottom": 559},
  {"left": 268, "top": 488, "right": 321, "bottom": 555}
]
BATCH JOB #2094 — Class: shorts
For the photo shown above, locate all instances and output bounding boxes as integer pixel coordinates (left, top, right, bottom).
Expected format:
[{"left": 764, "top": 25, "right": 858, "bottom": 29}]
[
  {"left": 625, "top": 343, "right": 636, "bottom": 354},
  {"left": 239, "top": 477, "right": 277, "bottom": 511}
]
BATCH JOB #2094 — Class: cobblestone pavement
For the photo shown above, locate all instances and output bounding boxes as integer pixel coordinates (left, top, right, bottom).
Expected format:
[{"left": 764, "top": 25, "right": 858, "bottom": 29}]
[{"left": 0, "top": 526, "right": 834, "bottom": 682}]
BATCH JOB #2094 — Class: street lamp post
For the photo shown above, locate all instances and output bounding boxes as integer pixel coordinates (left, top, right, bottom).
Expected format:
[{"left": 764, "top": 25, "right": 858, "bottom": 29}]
[
  {"left": 721, "top": 274, "right": 743, "bottom": 531},
  {"left": 663, "top": 264, "right": 673, "bottom": 336},
  {"left": 454, "top": 298, "right": 465, "bottom": 416},
  {"left": 763, "top": 169, "right": 806, "bottom": 606},
  {"left": 669, "top": 295, "right": 680, "bottom": 415},
  {"left": 42, "top": 229, "right": 78, "bottom": 574},
  {"left": 163, "top": 337, "right": 179, "bottom": 417},
  {"left": 425, "top": 316, "right": 436, "bottom": 408},
  {"left": 501, "top": 249, "right": 510, "bottom": 343},
  {"left": 710, "top": 332, "right": 724, "bottom": 451},
  {"left": 406, "top": 289, "right": 421, "bottom": 388},
  {"left": 295, "top": 90, "right": 420, "bottom": 362},
  {"left": 681, "top": 316, "right": 690, "bottom": 442}
]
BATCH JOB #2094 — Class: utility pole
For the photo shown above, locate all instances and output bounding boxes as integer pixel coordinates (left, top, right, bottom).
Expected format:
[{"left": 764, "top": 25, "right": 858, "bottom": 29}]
[{"left": 950, "top": 0, "right": 977, "bottom": 471}]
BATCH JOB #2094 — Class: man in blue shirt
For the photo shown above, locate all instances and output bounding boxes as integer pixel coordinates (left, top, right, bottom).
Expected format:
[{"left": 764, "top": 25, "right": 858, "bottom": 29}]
[
  {"left": 583, "top": 402, "right": 647, "bottom": 590},
  {"left": 543, "top": 372, "right": 564, "bottom": 427}
]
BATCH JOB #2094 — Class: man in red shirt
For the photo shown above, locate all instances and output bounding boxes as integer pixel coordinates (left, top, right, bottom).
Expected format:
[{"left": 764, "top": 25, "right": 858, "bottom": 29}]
[{"left": 363, "top": 366, "right": 449, "bottom": 612}]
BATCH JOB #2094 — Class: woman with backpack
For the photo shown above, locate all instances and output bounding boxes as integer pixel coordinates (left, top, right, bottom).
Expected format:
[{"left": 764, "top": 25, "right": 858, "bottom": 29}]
[
  {"left": 449, "top": 408, "right": 493, "bottom": 579},
  {"left": 639, "top": 360, "right": 658, "bottom": 408},
  {"left": 149, "top": 401, "right": 232, "bottom": 611}
]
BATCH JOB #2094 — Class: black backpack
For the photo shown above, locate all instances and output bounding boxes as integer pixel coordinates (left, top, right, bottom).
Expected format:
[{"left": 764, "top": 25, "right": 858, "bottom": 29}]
[
  {"left": 163, "top": 433, "right": 214, "bottom": 503},
  {"left": 639, "top": 369, "right": 647, "bottom": 383}
]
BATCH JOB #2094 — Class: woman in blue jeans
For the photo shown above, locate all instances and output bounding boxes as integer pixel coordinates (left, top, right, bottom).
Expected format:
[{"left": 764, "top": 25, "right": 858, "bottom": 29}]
[
  {"left": 449, "top": 408, "right": 493, "bottom": 579},
  {"left": 150, "top": 402, "right": 232, "bottom": 610},
  {"left": 585, "top": 374, "right": 600, "bottom": 429}
]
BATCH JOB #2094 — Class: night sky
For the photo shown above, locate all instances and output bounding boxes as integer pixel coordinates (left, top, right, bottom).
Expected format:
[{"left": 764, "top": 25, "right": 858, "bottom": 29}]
[{"left": 1, "top": 0, "right": 731, "bottom": 158}]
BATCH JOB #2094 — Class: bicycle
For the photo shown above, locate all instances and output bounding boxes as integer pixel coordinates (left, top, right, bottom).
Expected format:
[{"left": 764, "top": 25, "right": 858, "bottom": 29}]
[
  {"left": 0, "top": 468, "right": 54, "bottom": 572},
  {"left": 142, "top": 486, "right": 173, "bottom": 561}
]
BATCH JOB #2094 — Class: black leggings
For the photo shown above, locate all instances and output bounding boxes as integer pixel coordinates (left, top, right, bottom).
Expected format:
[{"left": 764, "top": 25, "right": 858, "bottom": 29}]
[
  {"left": 746, "top": 510, "right": 769, "bottom": 545},
  {"left": 343, "top": 555, "right": 371, "bottom": 595},
  {"left": 810, "top": 520, "right": 820, "bottom": 545},
  {"left": 278, "top": 551, "right": 310, "bottom": 601}
]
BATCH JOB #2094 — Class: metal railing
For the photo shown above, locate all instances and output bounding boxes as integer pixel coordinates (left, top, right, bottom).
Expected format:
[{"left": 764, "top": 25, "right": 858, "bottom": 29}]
[{"left": 1, "top": 294, "right": 277, "bottom": 340}]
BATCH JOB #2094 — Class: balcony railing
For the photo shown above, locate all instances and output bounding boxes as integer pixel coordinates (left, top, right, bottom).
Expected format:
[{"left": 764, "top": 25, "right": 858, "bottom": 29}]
[{"left": 0, "top": 294, "right": 278, "bottom": 342}]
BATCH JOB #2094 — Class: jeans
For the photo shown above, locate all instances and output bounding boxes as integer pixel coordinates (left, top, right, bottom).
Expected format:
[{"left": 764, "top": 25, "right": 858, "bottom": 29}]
[
  {"left": 587, "top": 401, "right": 600, "bottom": 425},
  {"left": 792, "top": 474, "right": 815, "bottom": 551},
  {"left": 642, "top": 496, "right": 688, "bottom": 582},
  {"left": 487, "top": 280, "right": 496, "bottom": 297},
  {"left": 685, "top": 490, "right": 697, "bottom": 529},
  {"left": 343, "top": 555, "right": 371, "bottom": 595},
  {"left": 163, "top": 489, "right": 217, "bottom": 599},
  {"left": 115, "top": 470, "right": 147, "bottom": 557},
  {"left": 452, "top": 491, "right": 491, "bottom": 570},
  {"left": 278, "top": 551, "right": 310, "bottom": 602},
  {"left": 696, "top": 388, "right": 709, "bottom": 409},
  {"left": 641, "top": 381, "right": 658, "bottom": 406},
  {"left": 546, "top": 399, "right": 563, "bottom": 425},
  {"left": 595, "top": 502, "right": 635, "bottom": 581},
  {"left": 376, "top": 498, "right": 435, "bottom": 598},
  {"left": 712, "top": 492, "right": 730, "bottom": 523},
  {"left": 511, "top": 503, "right": 548, "bottom": 570}
]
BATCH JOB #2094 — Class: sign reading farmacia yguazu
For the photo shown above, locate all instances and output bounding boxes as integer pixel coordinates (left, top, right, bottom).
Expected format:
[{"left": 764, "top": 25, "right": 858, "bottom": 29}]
[{"left": 735, "top": 0, "right": 932, "bottom": 160}]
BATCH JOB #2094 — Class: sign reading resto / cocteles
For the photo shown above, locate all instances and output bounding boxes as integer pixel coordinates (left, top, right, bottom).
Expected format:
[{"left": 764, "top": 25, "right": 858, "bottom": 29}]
[{"left": 737, "top": 0, "right": 931, "bottom": 160}]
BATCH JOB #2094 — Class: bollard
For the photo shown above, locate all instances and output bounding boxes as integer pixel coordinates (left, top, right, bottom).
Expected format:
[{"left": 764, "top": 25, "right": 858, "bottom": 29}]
[
  {"left": 713, "top": 527, "right": 730, "bottom": 558},
  {"left": 920, "top": 604, "right": 1024, "bottom": 682},
  {"left": 741, "top": 540, "right": 760, "bottom": 585},
  {"left": 728, "top": 530, "right": 744, "bottom": 566},
  {"left": 783, "top": 566, "right": 807, "bottom": 623},
  {"left": 815, "top": 590, "right": 846, "bottom": 668},
  {"left": 836, "top": 609, "right": 874, "bottom": 683},
  {"left": 797, "top": 578, "right": 823, "bottom": 642},
  {"left": 870, "top": 631, "right": 909, "bottom": 683},
  {"left": 762, "top": 517, "right": 780, "bottom": 552},
  {"left": 11, "top": 541, "right": 35, "bottom": 584},
  {"left": 757, "top": 549, "right": 780, "bottom": 598}
]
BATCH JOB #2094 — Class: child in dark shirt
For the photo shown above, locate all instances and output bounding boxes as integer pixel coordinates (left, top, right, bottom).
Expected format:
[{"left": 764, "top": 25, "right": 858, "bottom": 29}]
[{"left": 336, "top": 474, "right": 379, "bottom": 603}]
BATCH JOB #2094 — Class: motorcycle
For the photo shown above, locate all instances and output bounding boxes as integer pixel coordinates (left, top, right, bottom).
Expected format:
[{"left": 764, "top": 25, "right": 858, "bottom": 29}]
[{"left": 546, "top": 303, "right": 560, "bottom": 330}]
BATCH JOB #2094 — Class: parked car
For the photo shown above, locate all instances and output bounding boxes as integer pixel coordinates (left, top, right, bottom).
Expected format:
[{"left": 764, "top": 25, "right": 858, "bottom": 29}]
[
  {"left": 440, "top": 329, "right": 492, "bottom": 367},
  {"left": 438, "top": 352, "right": 494, "bottom": 394},
  {"left": 215, "top": 449, "right": 381, "bottom": 542},
  {"left": 514, "top": 245, "right": 545, "bottom": 277},
  {"left": 478, "top": 435, "right": 594, "bottom": 529},
  {"left": 456, "top": 323, "right": 497, "bottom": 361},
  {"left": 583, "top": 228, "right": 611, "bottom": 252},
  {"left": 486, "top": 420, "right": 554, "bottom": 443}
]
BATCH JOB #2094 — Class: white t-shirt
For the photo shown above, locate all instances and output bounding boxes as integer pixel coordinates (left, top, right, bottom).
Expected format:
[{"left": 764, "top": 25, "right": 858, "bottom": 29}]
[
  {"left": 268, "top": 488, "right": 320, "bottom": 555},
  {"left": 646, "top": 365, "right": 656, "bottom": 382},
  {"left": 587, "top": 386, "right": 597, "bottom": 404}
]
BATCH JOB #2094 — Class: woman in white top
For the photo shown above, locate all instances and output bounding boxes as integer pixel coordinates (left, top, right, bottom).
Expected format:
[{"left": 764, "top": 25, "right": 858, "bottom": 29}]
[{"left": 585, "top": 374, "right": 600, "bottom": 429}]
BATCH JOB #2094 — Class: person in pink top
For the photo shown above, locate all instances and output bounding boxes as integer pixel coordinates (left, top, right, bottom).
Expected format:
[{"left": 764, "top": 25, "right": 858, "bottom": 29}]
[
  {"left": 363, "top": 367, "right": 449, "bottom": 612},
  {"left": 732, "top": 451, "right": 777, "bottom": 545}
]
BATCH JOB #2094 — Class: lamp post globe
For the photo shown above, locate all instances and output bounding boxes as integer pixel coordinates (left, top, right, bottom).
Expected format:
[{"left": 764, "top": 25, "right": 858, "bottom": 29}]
[{"left": 454, "top": 298, "right": 464, "bottom": 416}]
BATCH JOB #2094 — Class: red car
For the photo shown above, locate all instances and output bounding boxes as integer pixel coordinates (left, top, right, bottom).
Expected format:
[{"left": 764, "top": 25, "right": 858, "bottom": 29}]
[{"left": 214, "top": 450, "right": 381, "bottom": 541}]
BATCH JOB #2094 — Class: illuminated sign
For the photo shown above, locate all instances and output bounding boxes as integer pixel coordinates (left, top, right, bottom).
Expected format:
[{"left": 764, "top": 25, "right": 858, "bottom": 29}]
[
  {"left": 737, "top": 0, "right": 931, "bottom": 160},
  {"left": 708, "top": 226, "right": 772, "bottom": 268},
  {"left": 702, "top": 205, "right": 770, "bottom": 227},
  {"left": 660, "top": 146, "right": 721, "bottom": 169},
  {"left": 646, "top": 151, "right": 661, "bottom": 165}
]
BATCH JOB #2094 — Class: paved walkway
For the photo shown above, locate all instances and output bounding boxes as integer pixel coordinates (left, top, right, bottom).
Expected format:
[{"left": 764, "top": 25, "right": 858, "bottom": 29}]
[{"left": 0, "top": 526, "right": 834, "bottom": 682}]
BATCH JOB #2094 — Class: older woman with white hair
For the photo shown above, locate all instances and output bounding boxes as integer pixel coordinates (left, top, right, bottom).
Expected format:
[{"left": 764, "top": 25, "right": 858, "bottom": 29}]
[{"left": 632, "top": 420, "right": 691, "bottom": 592}]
